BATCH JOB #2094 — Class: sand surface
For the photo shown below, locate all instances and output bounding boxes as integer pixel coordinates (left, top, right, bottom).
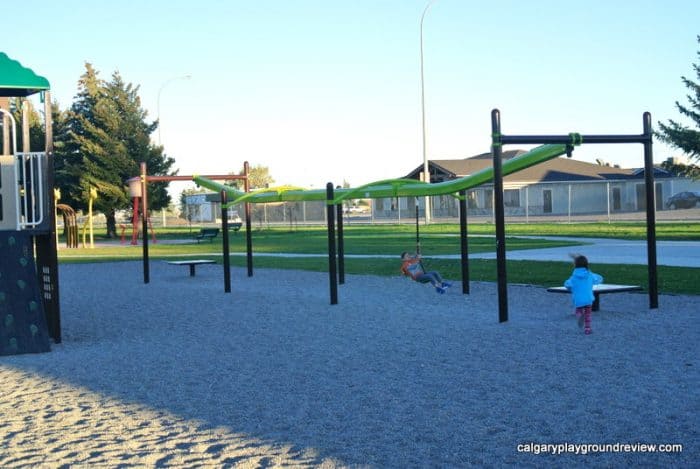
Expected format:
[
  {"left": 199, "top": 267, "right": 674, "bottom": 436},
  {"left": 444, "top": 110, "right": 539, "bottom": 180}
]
[{"left": 1, "top": 261, "right": 697, "bottom": 467}]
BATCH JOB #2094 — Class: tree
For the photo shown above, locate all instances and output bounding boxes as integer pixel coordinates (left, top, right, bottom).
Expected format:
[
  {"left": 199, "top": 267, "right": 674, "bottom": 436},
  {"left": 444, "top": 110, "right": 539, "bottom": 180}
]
[
  {"left": 55, "top": 64, "right": 176, "bottom": 237},
  {"left": 656, "top": 35, "right": 700, "bottom": 178},
  {"left": 248, "top": 165, "right": 274, "bottom": 189},
  {"left": 226, "top": 164, "right": 275, "bottom": 190},
  {"left": 660, "top": 157, "right": 700, "bottom": 178},
  {"left": 1, "top": 98, "right": 45, "bottom": 152}
]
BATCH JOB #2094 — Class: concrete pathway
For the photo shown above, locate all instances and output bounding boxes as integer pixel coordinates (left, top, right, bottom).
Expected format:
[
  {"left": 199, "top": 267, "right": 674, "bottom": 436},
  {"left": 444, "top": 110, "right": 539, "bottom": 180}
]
[{"left": 461, "top": 237, "right": 700, "bottom": 268}]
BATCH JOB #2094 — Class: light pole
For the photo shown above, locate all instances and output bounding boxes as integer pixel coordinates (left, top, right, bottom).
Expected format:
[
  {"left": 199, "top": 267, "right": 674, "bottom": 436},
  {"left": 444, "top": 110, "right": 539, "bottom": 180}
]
[
  {"left": 420, "top": 0, "right": 437, "bottom": 224},
  {"left": 157, "top": 74, "right": 191, "bottom": 146}
]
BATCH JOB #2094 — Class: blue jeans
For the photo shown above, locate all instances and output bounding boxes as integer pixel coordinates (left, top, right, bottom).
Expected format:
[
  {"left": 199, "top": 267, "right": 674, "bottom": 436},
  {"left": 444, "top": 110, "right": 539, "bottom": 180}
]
[{"left": 416, "top": 271, "right": 443, "bottom": 286}]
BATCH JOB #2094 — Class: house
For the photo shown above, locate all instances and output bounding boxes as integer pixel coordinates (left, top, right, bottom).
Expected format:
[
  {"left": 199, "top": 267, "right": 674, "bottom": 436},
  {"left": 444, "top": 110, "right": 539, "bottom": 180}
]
[
  {"left": 182, "top": 192, "right": 326, "bottom": 225},
  {"left": 373, "top": 150, "right": 700, "bottom": 219}
]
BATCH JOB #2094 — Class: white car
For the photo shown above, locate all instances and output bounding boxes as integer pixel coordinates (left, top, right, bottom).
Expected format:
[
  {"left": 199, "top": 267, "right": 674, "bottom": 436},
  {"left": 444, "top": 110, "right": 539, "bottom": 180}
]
[
  {"left": 227, "top": 210, "right": 242, "bottom": 223},
  {"left": 344, "top": 206, "right": 367, "bottom": 214}
]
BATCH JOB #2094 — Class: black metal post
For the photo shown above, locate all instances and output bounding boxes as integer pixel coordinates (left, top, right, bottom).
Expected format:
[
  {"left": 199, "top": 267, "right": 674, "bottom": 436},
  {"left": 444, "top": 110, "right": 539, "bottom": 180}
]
[
  {"left": 336, "top": 195, "right": 345, "bottom": 285},
  {"left": 491, "top": 109, "right": 508, "bottom": 322},
  {"left": 140, "top": 162, "right": 149, "bottom": 284},
  {"left": 244, "top": 161, "right": 253, "bottom": 277},
  {"left": 415, "top": 203, "right": 421, "bottom": 254},
  {"left": 37, "top": 91, "right": 61, "bottom": 343},
  {"left": 221, "top": 190, "right": 231, "bottom": 293},
  {"left": 245, "top": 205, "right": 253, "bottom": 276},
  {"left": 459, "top": 189, "right": 469, "bottom": 294},
  {"left": 642, "top": 112, "right": 658, "bottom": 309},
  {"left": 326, "top": 183, "right": 338, "bottom": 304}
]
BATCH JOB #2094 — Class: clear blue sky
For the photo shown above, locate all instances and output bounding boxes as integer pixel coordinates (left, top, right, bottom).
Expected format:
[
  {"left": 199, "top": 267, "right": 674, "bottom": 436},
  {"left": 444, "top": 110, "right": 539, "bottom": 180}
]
[{"left": 6, "top": 0, "right": 699, "bottom": 193}]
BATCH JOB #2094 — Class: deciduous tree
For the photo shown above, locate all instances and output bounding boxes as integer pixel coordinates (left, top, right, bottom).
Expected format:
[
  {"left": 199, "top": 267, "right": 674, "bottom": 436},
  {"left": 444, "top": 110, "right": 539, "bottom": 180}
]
[{"left": 226, "top": 164, "right": 275, "bottom": 190}]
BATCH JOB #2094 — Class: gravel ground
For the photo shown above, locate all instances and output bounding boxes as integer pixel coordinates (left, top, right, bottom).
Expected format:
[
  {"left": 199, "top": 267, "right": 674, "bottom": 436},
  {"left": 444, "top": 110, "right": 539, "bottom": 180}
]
[{"left": 1, "top": 261, "right": 698, "bottom": 467}]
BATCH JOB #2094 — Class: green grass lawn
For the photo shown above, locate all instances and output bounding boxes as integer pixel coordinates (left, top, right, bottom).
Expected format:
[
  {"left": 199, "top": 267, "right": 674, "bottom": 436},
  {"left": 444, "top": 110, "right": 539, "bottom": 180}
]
[
  {"left": 105, "top": 221, "right": 700, "bottom": 241},
  {"left": 59, "top": 223, "right": 700, "bottom": 295}
]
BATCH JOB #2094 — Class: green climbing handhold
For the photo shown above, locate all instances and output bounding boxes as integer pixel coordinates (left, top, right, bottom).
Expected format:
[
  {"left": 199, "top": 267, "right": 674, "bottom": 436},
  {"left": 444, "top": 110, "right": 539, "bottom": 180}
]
[
  {"left": 4, "top": 314, "right": 14, "bottom": 328},
  {"left": 30, "top": 324, "right": 39, "bottom": 337},
  {"left": 8, "top": 338, "right": 18, "bottom": 351},
  {"left": 17, "top": 279, "right": 26, "bottom": 290},
  {"left": 19, "top": 257, "right": 28, "bottom": 267},
  {"left": 28, "top": 301, "right": 38, "bottom": 312},
  {"left": 8, "top": 236, "right": 16, "bottom": 246},
  {"left": 0, "top": 292, "right": 5, "bottom": 302}
]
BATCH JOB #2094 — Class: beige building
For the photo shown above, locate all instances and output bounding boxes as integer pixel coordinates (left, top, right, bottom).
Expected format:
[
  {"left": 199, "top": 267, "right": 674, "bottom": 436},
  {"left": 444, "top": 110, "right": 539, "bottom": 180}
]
[{"left": 373, "top": 150, "right": 700, "bottom": 219}]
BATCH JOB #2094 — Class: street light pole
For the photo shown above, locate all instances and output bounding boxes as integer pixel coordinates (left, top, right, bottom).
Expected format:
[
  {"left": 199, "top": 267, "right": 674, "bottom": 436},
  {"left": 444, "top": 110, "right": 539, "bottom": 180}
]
[
  {"left": 157, "top": 74, "right": 191, "bottom": 146},
  {"left": 420, "top": 0, "right": 437, "bottom": 224}
]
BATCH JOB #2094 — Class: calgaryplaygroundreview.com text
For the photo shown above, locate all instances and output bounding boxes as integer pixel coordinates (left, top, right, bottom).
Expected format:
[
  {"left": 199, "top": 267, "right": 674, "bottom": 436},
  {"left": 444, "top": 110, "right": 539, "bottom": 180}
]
[{"left": 516, "top": 442, "right": 684, "bottom": 456}]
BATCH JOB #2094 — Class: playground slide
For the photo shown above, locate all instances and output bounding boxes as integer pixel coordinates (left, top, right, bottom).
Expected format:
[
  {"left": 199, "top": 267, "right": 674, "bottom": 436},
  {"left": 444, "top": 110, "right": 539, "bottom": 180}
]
[{"left": 193, "top": 143, "right": 572, "bottom": 205}]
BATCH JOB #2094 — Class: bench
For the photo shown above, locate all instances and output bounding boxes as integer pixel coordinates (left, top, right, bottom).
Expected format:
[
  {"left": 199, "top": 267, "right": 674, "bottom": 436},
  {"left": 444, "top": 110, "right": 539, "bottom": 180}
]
[
  {"left": 167, "top": 259, "right": 216, "bottom": 276},
  {"left": 230, "top": 222, "right": 242, "bottom": 232},
  {"left": 195, "top": 228, "right": 220, "bottom": 243},
  {"left": 546, "top": 284, "right": 643, "bottom": 311}
]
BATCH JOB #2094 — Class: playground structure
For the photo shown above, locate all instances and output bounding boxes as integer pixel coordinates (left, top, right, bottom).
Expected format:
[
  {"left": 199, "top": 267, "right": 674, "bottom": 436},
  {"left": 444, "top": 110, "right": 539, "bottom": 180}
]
[
  {"left": 56, "top": 186, "right": 98, "bottom": 249},
  {"left": 56, "top": 203, "right": 79, "bottom": 248},
  {"left": 0, "top": 53, "right": 60, "bottom": 355},
  {"left": 127, "top": 162, "right": 250, "bottom": 284},
  {"left": 0, "top": 53, "right": 659, "bottom": 358},
  {"left": 124, "top": 176, "right": 157, "bottom": 245},
  {"left": 184, "top": 111, "right": 658, "bottom": 322}
]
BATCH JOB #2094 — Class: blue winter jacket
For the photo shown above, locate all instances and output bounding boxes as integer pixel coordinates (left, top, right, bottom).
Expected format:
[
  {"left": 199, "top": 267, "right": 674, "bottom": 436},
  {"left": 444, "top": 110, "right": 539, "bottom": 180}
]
[{"left": 564, "top": 267, "right": 603, "bottom": 307}]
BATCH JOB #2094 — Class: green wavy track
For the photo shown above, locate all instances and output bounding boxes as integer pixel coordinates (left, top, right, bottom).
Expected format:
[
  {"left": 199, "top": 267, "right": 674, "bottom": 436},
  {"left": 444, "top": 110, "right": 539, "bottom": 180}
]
[{"left": 193, "top": 144, "right": 570, "bottom": 206}]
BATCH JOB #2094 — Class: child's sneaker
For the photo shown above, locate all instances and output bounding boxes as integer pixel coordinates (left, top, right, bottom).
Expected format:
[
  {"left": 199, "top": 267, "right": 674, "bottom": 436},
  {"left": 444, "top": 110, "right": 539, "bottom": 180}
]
[
  {"left": 584, "top": 328, "right": 592, "bottom": 335},
  {"left": 442, "top": 281, "right": 452, "bottom": 289},
  {"left": 435, "top": 286, "right": 446, "bottom": 294}
]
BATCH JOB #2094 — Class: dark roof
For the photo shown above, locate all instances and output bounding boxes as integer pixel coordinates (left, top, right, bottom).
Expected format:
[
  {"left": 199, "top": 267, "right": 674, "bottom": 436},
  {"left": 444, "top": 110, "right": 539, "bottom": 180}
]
[
  {"left": 406, "top": 149, "right": 669, "bottom": 183},
  {"left": 0, "top": 52, "right": 50, "bottom": 97}
]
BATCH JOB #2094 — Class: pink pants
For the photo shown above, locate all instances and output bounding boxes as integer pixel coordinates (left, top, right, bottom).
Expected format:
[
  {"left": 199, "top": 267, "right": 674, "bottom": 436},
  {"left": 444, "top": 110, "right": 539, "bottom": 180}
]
[{"left": 575, "top": 305, "right": 592, "bottom": 333}]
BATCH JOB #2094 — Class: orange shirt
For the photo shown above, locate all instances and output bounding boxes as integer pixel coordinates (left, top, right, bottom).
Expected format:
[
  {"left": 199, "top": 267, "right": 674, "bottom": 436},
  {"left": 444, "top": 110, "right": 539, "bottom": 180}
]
[{"left": 401, "top": 258, "right": 424, "bottom": 280}]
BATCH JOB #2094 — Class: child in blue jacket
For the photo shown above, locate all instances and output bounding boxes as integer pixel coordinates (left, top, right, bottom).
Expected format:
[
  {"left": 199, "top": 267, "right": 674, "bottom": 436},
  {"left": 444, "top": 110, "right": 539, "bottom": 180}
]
[{"left": 564, "top": 255, "right": 603, "bottom": 335}]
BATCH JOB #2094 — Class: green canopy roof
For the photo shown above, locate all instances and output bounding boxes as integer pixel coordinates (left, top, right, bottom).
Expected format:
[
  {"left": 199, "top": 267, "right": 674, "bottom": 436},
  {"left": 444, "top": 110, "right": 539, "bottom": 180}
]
[{"left": 0, "top": 52, "right": 50, "bottom": 97}]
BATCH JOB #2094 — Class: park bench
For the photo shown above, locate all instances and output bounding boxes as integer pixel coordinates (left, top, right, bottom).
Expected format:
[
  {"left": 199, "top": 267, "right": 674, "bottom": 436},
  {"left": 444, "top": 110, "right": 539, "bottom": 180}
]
[
  {"left": 546, "top": 284, "right": 643, "bottom": 311},
  {"left": 167, "top": 259, "right": 216, "bottom": 277},
  {"left": 195, "top": 228, "right": 220, "bottom": 243},
  {"left": 230, "top": 222, "right": 242, "bottom": 232}
]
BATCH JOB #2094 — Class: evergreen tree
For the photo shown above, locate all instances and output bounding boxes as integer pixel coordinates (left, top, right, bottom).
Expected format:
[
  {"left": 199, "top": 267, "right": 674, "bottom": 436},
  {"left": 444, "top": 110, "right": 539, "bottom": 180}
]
[
  {"left": 56, "top": 64, "right": 176, "bottom": 237},
  {"left": 2, "top": 98, "right": 45, "bottom": 152},
  {"left": 656, "top": 35, "right": 700, "bottom": 178},
  {"left": 52, "top": 100, "right": 72, "bottom": 199}
]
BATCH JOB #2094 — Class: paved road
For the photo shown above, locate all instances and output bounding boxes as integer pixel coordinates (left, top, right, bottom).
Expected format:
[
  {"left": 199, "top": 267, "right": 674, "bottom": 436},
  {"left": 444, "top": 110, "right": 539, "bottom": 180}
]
[{"left": 462, "top": 237, "right": 700, "bottom": 268}]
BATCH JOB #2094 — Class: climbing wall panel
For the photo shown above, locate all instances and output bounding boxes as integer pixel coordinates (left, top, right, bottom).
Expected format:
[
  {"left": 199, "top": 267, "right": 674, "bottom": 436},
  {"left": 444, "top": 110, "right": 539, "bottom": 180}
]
[{"left": 0, "top": 231, "right": 51, "bottom": 355}]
